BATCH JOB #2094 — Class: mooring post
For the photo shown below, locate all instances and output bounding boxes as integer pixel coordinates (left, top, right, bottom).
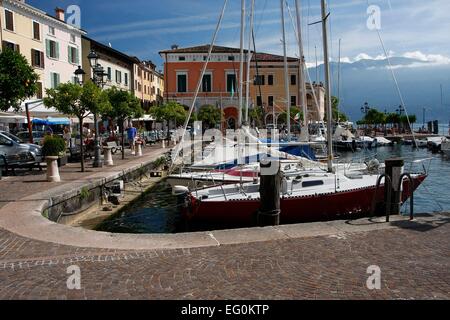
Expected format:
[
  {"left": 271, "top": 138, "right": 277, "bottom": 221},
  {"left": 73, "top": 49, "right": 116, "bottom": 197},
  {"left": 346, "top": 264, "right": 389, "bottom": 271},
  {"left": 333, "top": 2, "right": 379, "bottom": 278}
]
[
  {"left": 257, "top": 158, "right": 281, "bottom": 226},
  {"left": 385, "top": 157, "right": 404, "bottom": 215}
]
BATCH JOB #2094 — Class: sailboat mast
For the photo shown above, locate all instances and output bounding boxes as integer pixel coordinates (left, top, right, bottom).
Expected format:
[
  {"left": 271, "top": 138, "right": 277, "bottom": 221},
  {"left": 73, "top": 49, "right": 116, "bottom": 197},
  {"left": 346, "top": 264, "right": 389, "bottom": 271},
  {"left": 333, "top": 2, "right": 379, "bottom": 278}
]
[
  {"left": 337, "top": 38, "right": 341, "bottom": 124},
  {"left": 295, "top": 0, "right": 308, "bottom": 131},
  {"left": 315, "top": 45, "right": 318, "bottom": 83},
  {"left": 238, "top": 0, "right": 246, "bottom": 127},
  {"left": 280, "top": 0, "right": 290, "bottom": 140},
  {"left": 245, "top": 0, "right": 255, "bottom": 125},
  {"left": 321, "top": 0, "right": 333, "bottom": 172}
]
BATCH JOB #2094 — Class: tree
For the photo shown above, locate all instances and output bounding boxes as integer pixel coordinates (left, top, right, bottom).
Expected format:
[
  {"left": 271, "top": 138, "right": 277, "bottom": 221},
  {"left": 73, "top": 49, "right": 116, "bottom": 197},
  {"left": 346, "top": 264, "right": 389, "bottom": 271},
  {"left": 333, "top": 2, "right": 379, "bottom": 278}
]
[
  {"left": 44, "top": 81, "right": 110, "bottom": 172},
  {"left": 0, "top": 48, "right": 39, "bottom": 111},
  {"left": 149, "top": 101, "right": 187, "bottom": 137},
  {"left": 400, "top": 114, "right": 416, "bottom": 132},
  {"left": 249, "top": 107, "right": 264, "bottom": 128},
  {"left": 105, "top": 87, "right": 143, "bottom": 159},
  {"left": 197, "top": 105, "right": 223, "bottom": 129},
  {"left": 325, "top": 96, "right": 348, "bottom": 122}
]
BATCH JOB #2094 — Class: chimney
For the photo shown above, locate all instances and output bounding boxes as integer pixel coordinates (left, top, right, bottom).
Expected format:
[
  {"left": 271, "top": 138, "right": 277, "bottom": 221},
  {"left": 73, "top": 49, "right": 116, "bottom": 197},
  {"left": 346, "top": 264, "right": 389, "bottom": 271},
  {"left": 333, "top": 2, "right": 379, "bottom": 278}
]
[
  {"left": 55, "top": 7, "right": 65, "bottom": 21},
  {"left": 171, "top": 44, "right": 179, "bottom": 50}
]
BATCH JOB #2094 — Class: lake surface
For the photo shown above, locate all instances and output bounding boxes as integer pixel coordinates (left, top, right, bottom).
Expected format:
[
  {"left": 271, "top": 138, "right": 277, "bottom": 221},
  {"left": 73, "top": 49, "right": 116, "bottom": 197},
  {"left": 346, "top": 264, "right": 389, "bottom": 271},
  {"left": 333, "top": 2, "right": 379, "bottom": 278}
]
[{"left": 95, "top": 145, "right": 450, "bottom": 234}]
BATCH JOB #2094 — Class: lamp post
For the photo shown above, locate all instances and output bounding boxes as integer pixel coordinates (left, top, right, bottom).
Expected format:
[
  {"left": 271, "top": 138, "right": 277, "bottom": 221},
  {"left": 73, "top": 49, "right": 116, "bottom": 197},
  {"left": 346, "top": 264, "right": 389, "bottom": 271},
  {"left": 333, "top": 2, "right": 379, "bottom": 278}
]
[
  {"left": 396, "top": 105, "right": 404, "bottom": 133},
  {"left": 361, "top": 102, "right": 370, "bottom": 135},
  {"left": 74, "top": 50, "right": 107, "bottom": 168},
  {"left": 25, "top": 99, "right": 44, "bottom": 144}
]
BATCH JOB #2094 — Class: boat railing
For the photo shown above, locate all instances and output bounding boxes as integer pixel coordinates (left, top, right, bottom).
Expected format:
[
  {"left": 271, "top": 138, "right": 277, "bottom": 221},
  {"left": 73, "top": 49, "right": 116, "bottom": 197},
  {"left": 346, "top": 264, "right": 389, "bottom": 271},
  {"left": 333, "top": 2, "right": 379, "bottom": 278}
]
[{"left": 406, "top": 157, "right": 433, "bottom": 175}]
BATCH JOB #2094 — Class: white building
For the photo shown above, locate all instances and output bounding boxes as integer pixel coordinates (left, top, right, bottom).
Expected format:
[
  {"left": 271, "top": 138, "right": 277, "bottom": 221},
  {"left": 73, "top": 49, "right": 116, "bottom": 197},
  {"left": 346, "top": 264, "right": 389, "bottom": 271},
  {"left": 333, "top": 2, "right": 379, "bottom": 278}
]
[{"left": 43, "top": 8, "right": 85, "bottom": 90}]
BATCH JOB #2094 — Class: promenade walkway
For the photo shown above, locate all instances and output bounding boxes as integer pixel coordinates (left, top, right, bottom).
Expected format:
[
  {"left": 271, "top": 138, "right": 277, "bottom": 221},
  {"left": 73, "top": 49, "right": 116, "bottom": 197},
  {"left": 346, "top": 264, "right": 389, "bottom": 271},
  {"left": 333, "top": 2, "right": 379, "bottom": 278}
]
[{"left": 0, "top": 143, "right": 448, "bottom": 300}]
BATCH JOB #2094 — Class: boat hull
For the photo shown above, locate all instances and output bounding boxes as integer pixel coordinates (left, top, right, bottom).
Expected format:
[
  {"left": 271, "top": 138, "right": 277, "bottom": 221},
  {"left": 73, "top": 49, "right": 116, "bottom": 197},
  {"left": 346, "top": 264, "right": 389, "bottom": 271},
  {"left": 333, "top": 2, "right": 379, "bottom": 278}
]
[{"left": 184, "top": 175, "right": 426, "bottom": 225}]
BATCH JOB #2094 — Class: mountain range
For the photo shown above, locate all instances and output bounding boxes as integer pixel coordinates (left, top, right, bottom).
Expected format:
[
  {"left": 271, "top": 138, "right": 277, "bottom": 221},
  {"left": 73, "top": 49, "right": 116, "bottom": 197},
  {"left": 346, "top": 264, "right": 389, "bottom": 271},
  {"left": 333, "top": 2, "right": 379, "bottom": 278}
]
[{"left": 308, "top": 57, "right": 450, "bottom": 124}]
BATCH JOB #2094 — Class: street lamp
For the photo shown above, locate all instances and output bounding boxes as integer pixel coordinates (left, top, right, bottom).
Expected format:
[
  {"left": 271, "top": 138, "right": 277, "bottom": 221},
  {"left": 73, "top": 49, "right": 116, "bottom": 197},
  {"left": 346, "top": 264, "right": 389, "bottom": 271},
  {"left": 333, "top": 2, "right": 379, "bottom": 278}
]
[
  {"left": 74, "top": 65, "right": 85, "bottom": 85},
  {"left": 74, "top": 50, "right": 107, "bottom": 168},
  {"left": 360, "top": 102, "right": 370, "bottom": 134}
]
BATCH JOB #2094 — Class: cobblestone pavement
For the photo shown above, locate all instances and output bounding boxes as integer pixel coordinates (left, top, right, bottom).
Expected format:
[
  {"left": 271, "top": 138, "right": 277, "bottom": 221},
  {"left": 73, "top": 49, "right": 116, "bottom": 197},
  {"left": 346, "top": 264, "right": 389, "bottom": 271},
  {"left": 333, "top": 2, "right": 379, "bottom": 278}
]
[
  {"left": 0, "top": 216, "right": 448, "bottom": 299},
  {"left": 0, "top": 144, "right": 166, "bottom": 208}
]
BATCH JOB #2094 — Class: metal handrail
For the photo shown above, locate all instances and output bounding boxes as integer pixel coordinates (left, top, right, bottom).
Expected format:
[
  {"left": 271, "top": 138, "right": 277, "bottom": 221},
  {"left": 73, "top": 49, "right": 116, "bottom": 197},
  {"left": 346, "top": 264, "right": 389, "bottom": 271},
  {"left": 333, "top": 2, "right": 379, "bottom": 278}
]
[
  {"left": 371, "top": 174, "right": 392, "bottom": 222},
  {"left": 397, "top": 173, "right": 414, "bottom": 220}
]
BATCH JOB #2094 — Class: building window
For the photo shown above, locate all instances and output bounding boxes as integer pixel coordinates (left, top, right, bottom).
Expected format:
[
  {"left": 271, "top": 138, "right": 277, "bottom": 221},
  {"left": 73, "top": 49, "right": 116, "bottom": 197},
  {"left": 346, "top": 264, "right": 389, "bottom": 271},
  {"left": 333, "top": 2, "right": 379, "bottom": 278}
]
[
  {"left": 228, "top": 56, "right": 235, "bottom": 61},
  {"left": 226, "top": 74, "right": 236, "bottom": 93},
  {"left": 178, "top": 56, "right": 186, "bottom": 61},
  {"left": 290, "top": 74, "right": 296, "bottom": 85},
  {"left": 68, "top": 46, "right": 78, "bottom": 64},
  {"left": 116, "top": 70, "right": 122, "bottom": 83},
  {"left": 177, "top": 73, "right": 187, "bottom": 92},
  {"left": 202, "top": 74, "right": 212, "bottom": 92},
  {"left": 254, "top": 75, "right": 265, "bottom": 86},
  {"left": 256, "top": 96, "right": 262, "bottom": 107},
  {"left": 2, "top": 41, "right": 19, "bottom": 53},
  {"left": 124, "top": 73, "right": 128, "bottom": 86},
  {"left": 268, "top": 96, "right": 274, "bottom": 107},
  {"left": 70, "top": 34, "right": 76, "bottom": 43},
  {"left": 48, "top": 26, "right": 55, "bottom": 36},
  {"left": 5, "top": 10, "right": 14, "bottom": 31},
  {"left": 31, "top": 49, "right": 44, "bottom": 68},
  {"left": 135, "top": 80, "right": 138, "bottom": 90},
  {"left": 291, "top": 95, "right": 297, "bottom": 106},
  {"left": 50, "top": 72, "right": 60, "bottom": 89},
  {"left": 268, "top": 74, "right": 274, "bottom": 85},
  {"left": 107, "top": 67, "right": 112, "bottom": 81},
  {"left": 36, "top": 82, "right": 43, "bottom": 99},
  {"left": 46, "top": 40, "right": 59, "bottom": 59},
  {"left": 33, "top": 22, "right": 40, "bottom": 41}
]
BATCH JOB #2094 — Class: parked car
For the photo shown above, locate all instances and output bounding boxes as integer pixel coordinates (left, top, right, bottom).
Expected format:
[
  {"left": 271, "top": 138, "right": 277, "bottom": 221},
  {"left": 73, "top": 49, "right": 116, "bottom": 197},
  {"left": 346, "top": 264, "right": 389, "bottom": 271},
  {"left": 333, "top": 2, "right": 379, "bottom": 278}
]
[
  {"left": 16, "top": 131, "right": 46, "bottom": 146},
  {"left": 0, "top": 131, "right": 43, "bottom": 164}
]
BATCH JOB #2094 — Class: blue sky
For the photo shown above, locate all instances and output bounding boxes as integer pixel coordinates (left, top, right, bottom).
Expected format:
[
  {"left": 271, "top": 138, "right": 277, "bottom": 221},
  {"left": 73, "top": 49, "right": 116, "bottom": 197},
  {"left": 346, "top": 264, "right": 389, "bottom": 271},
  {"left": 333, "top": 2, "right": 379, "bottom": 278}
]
[{"left": 29, "top": 0, "right": 450, "bottom": 71}]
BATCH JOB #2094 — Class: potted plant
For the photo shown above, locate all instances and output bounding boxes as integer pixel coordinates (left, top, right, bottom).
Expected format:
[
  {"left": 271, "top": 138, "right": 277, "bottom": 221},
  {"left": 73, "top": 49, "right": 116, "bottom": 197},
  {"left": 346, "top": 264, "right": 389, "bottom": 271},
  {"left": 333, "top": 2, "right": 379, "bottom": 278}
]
[{"left": 42, "top": 135, "right": 66, "bottom": 182}]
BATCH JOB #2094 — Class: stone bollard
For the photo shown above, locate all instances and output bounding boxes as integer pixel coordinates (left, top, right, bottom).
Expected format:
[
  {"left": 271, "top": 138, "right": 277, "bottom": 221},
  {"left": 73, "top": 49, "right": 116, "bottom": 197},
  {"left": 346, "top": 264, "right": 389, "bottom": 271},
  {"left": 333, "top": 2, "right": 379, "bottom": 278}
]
[
  {"left": 103, "top": 146, "right": 114, "bottom": 166},
  {"left": 46, "top": 156, "right": 61, "bottom": 182},
  {"left": 385, "top": 157, "right": 404, "bottom": 215},
  {"left": 257, "top": 158, "right": 281, "bottom": 226},
  {"left": 162, "top": 139, "right": 166, "bottom": 149},
  {"left": 136, "top": 142, "right": 143, "bottom": 156}
]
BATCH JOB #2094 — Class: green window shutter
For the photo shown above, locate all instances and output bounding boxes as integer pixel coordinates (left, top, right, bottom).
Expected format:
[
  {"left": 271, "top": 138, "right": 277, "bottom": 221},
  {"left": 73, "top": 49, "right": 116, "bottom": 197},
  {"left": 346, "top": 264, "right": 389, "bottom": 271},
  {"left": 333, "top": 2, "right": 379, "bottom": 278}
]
[
  {"left": 46, "top": 40, "right": 51, "bottom": 57},
  {"left": 75, "top": 48, "right": 79, "bottom": 64},
  {"left": 56, "top": 73, "right": 60, "bottom": 86},
  {"left": 50, "top": 73, "right": 54, "bottom": 88},
  {"left": 55, "top": 42, "right": 59, "bottom": 59},
  {"left": 68, "top": 46, "right": 72, "bottom": 63}
]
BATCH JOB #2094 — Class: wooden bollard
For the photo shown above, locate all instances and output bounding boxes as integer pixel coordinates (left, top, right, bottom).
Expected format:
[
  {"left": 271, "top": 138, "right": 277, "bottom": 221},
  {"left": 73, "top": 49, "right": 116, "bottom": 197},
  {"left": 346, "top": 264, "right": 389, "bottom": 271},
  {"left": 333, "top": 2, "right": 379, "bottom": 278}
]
[
  {"left": 257, "top": 158, "right": 281, "bottom": 226},
  {"left": 385, "top": 157, "right": 404, "bottom": 215}
]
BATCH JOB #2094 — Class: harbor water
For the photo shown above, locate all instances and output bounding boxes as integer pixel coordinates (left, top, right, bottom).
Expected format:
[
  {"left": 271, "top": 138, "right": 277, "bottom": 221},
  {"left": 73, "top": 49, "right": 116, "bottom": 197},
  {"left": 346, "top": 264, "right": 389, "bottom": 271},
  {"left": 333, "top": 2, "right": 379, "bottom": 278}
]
[{"left": 95, "top": 145, "right": 450, "bottom": 234}]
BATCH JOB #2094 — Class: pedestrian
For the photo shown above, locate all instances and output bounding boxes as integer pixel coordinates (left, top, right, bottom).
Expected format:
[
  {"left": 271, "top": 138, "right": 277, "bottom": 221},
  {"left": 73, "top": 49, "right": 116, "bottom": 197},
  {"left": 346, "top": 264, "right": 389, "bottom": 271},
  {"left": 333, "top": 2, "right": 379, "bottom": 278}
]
[
  {"left": 127, "top": 124, "right": 137, "bottom": 155},
  {"left": 63, "top": 126, "right": 71, "bottom": 148}
]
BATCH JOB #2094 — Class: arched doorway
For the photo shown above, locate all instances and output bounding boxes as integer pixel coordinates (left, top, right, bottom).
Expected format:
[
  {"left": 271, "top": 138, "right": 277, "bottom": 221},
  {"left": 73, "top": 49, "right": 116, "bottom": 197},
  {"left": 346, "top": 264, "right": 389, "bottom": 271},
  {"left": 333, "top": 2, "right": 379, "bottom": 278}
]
[{"left": 223, "top": 106, "right": 239, "bottom": 130}]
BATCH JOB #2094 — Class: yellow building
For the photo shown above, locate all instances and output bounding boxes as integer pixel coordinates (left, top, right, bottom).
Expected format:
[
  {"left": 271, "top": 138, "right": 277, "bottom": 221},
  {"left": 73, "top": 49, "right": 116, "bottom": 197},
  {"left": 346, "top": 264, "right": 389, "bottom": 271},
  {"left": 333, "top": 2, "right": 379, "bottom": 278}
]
[
  {"left": 133, "top": 58, "right": 164, "bottom": 109},
  {"left": 150, "top": 66, "right": 164, "bottom": 106},
  {"left": 0, "top": 0, "right": 45, "bottom": 99},
  {"left": 249, "top": 52, "right": 325, "bottom": 125}
]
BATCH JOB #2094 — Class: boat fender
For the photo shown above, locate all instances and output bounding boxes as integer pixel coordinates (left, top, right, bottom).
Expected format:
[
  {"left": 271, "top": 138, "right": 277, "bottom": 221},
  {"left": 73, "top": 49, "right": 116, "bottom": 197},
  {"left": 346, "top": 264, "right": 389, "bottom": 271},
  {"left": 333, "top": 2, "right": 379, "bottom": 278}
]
[
  {"left": 172, "top": 185, "right": 189, "bottom": 196},
  {"left": 281, "top": 177, "right": 288, "bottom": 195}
]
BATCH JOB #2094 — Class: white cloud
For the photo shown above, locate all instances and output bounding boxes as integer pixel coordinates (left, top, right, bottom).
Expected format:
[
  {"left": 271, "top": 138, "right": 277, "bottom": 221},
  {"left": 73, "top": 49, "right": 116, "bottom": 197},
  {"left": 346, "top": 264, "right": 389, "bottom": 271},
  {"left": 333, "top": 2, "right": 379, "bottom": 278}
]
[
  {"left": 402, "top": 51, "right": 450, "bottom": 64},
  {"left": 354, "top": 53, "right": 373, "bottom": 61}
]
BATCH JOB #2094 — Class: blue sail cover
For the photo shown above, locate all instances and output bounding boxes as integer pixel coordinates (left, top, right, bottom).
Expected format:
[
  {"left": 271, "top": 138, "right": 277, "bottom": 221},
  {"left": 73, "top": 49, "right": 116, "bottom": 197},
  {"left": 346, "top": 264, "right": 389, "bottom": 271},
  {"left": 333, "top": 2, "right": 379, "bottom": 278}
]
[
  {"left": 31, "top": 118, "right": 49, "bottom": 125},
  {"left": 47, "top": 117, "right": 70, "bottom": 125}
]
